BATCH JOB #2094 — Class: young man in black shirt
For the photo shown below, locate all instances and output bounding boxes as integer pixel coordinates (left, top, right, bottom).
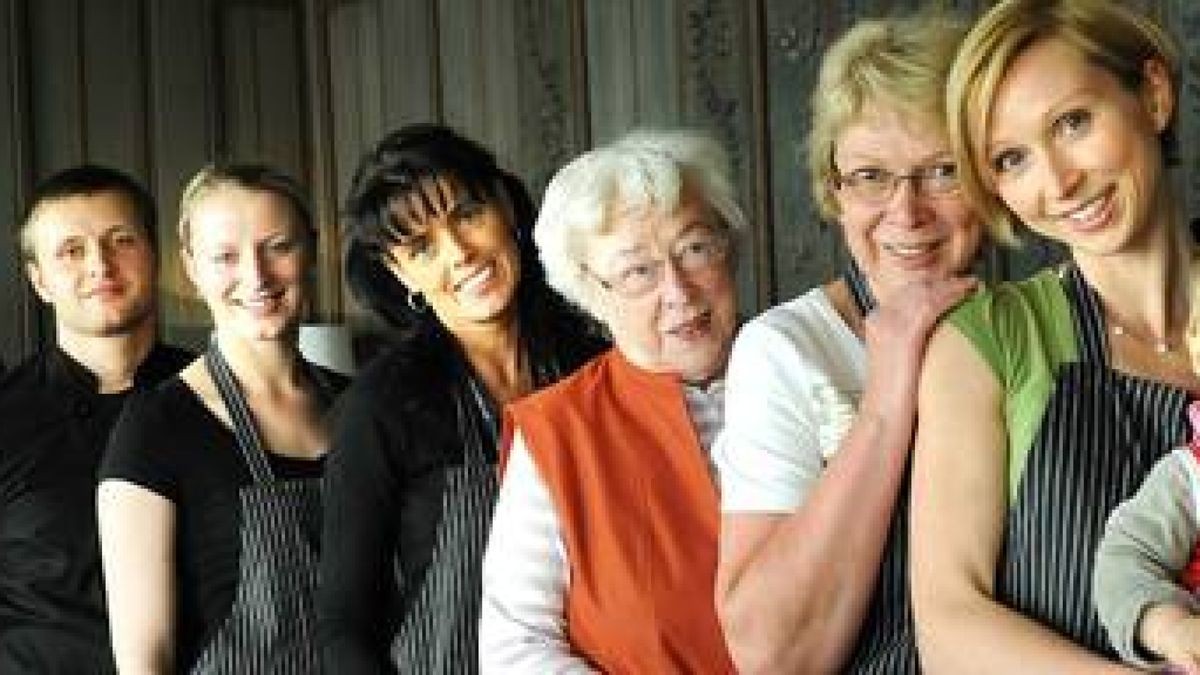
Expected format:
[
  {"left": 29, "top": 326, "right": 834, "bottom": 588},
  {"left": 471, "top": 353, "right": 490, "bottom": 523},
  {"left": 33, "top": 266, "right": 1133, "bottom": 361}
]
[{"left": 0, "top": 165, "right": 191, "bottom": 674}]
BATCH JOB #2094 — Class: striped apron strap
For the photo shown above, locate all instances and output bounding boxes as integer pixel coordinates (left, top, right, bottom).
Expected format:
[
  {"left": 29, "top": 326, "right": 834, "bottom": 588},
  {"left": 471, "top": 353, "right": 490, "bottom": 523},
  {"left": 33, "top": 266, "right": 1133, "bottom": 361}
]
[
  {"left": 204, "top": 339, "right": 274, "bottom": 484},
  {"left": 1062, "top": 264, "right": 1110, "bottom": 366},
  {"left": 843, "top": 259, "right": 877, "bottom": 316}
]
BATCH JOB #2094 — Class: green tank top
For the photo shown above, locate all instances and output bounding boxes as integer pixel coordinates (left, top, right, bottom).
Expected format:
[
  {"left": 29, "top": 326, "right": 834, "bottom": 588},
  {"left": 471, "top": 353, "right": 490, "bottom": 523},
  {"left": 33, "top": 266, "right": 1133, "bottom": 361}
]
[{"left": 945, "top": 268, "right": 1079, "bottom": 500}]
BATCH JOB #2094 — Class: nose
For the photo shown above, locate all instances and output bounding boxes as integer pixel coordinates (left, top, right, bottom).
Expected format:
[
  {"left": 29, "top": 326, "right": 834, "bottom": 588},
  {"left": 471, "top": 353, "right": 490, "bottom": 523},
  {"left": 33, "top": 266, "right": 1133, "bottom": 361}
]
[
  {"left": 1043, "top": 149, "right": 1082, "bottom": 199},
  {"left": 238, "top": 247, "right": 269, "bottom": 287},
  {"left": 439, "top": 224, "right": 473, "bottom": 267},
  {"left": 883, "top": 176, "right": 923, "bottom": 228},
  {"left": 659, "top": 257, "right": 700, "bottom": 306},
  {"left": 85, "top": 240, "right": 116, "bottom": 276}
]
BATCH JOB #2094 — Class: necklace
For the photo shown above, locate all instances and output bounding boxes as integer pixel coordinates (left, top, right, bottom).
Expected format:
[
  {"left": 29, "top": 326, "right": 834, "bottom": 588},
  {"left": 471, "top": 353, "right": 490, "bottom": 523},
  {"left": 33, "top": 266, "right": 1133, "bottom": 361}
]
[{"left": 1109, "top": 323, "right": 1175, "bottom": 355}]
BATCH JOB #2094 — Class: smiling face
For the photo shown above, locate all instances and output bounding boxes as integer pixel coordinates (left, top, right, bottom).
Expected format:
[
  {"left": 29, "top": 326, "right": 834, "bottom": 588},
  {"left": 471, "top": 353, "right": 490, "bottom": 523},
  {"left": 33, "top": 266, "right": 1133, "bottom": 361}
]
[
  {"left": 26, "top": 190, "right": 157, "bottom": 342},
  {"left": 383, "top": 176, "right": 522, "bottom": 338},
  {"left": 183, "top": 185, "right": 311, "bottom": 342},
  {"left": 832, "top": 106, "right": 982, "bottom": 300},
  {"left": 583, "top": 186, "right": 737, "bottom": 383},
  {"left": 983, "top": 38, "right": 1173, "bottom": 260}
]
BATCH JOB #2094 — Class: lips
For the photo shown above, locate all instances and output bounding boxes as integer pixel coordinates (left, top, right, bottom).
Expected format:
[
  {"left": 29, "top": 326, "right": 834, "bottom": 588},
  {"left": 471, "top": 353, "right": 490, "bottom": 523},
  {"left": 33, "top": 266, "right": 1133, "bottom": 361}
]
[
  {"left": 666, "top": 310, "right": 713, "bottom": 340},
  {"left": 86, "top": 282, "right": 127, "bottom": 299},
  {"left": 453, "top": 261, "right": 496, "bottom": 296},
  {"left": 881, "top": 240, "right": 942, "bottom": 258},
  {"left": 238, "top": 289, "right": 287, "bottom": 317},
  {"left": 1052, "top": 188, "right": 1115, "bottom": 233}
]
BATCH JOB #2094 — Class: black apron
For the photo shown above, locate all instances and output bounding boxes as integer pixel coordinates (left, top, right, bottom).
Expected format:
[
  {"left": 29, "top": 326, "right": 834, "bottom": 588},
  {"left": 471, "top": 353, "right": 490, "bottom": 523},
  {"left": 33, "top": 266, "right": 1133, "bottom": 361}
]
[
  {"left": 997, "top": 265, "right": 1188, "bottom": 655},
  {"left": 840, "top": 263, "right": 920, "bottom": 674},
  {"left": 389, "top": 374, "right": 498, "bottom": 674},
  {"left": 190, "top": 345, "right": 324, "bottom": 674}
]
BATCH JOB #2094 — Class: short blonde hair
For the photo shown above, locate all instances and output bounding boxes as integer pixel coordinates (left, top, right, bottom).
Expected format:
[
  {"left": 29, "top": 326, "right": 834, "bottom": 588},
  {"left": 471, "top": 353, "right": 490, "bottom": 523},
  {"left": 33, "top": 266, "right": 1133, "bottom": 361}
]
[
  {"left": 536, "top": 129, "right": 745, "bottom": 316},
  {"left": 947, "top": 0, "right": 1179, "bottom": 245},
  {"left": 808, "top": 14, "right": 969, "bottom": 221}
]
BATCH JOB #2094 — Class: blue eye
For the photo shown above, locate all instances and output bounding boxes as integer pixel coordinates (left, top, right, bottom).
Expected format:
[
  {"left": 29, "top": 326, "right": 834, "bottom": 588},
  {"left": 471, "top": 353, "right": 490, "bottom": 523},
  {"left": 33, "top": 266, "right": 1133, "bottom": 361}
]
[
  {"left": 1054, "top": 109, "right": 1091, "bottom": 138},
  {"left": 59, "top": 244, "right": 85, "bottom": 260},
  {"left": 923, "top": 162, "right": 957, "bottom": 179},
  {"left": 990, "top": 148, "right": 1027, "bottom": 175},
  {"left": 847, "top": 167, "right": 891, "bottom": 186},
  {"left": 111, "top": 231, "right": 141, "bottom": 247},
  {"left": 266, "top": 237, "right": 299, "bottom": 256}
]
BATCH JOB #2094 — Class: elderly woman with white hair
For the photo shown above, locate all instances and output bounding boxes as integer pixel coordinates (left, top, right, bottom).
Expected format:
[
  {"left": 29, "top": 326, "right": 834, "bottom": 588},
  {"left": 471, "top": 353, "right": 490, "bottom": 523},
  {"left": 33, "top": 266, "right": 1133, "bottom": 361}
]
[{"left": 477, "top": 130, "right": 740, "bottom": 673}]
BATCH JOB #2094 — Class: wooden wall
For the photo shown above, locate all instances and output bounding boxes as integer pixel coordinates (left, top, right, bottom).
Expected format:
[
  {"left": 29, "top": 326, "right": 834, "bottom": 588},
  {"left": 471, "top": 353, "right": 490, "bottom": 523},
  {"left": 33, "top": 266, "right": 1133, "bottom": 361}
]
[{"left": 1, "top": 0, "right": 1197, "bottom": 365}]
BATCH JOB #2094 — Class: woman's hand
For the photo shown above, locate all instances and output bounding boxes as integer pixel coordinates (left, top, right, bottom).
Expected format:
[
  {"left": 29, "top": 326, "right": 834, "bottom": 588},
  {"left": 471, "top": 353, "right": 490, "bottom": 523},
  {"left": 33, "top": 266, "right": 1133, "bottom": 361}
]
[
  {"left": 860, "top": 276, "right": 976, "bottom": 412},
  {"left": 1140, "top": 603, "right": 1200, "bottom": 674}
]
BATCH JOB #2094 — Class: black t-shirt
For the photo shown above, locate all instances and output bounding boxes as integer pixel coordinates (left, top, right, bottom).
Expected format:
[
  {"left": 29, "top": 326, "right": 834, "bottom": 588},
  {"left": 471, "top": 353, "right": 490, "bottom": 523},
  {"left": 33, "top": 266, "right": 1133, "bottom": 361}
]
[
  {"left": 100, "top": 369, "right": 345, "bottom": 670},
  {"left": 0, "top": 344, "right": 192, "bottom": 675}
]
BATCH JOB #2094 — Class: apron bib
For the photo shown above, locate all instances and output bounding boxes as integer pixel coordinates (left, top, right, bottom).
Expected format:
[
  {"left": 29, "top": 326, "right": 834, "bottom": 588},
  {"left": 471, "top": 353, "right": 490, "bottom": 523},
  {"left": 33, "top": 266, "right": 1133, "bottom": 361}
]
[
  {"left": 190, "top": 344, "right": 324, "bottom": 674},
  {"left": 998, "top": 266, "right": 1188, "bottom": 655},
  {"left": 840, "top": 263, "right": 919, "bottom": 675}
]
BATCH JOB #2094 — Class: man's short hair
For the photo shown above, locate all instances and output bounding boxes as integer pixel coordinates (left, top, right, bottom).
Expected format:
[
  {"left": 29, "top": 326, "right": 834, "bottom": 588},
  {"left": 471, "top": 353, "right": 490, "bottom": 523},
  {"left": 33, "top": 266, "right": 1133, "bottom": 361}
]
[{"left": 20, "top": 164, "right": 158, "bottom": 262}]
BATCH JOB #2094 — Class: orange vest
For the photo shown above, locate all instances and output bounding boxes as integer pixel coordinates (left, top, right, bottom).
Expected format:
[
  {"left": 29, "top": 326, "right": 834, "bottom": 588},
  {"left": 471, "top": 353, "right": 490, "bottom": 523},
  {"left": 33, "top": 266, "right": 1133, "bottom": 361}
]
[{"left": 502, "top": 348, "right": 736, "bottom": 674}]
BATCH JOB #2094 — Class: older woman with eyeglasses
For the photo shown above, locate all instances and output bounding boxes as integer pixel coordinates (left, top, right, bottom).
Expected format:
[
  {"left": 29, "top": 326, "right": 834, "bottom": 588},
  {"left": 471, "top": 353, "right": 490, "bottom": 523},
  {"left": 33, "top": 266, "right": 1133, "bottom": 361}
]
[
  {"left": 477, "top": 129, "right": 740, "bottom": 673},
  {"left": 712, "top": 14, "right": 981, "bottom": 675}
]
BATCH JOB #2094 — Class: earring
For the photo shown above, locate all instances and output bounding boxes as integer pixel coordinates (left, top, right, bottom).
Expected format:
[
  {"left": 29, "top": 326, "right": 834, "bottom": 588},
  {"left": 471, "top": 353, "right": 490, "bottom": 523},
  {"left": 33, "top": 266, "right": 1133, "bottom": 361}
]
[{"left": 406, "top": 290, "right": 428, "bottom": 314}]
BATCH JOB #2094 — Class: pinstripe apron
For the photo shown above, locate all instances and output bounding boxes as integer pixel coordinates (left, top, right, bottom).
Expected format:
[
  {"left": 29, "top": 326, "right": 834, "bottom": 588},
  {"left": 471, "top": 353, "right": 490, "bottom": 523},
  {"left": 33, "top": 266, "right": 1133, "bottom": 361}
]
[
  {"left": 389, "top": 374, "right": 498, "bottom": 674},
  {"left": 997, "top": 266, "right": 1188, "bottom": 655},
  {"left": 841, "top": 264, "right": 920, "bottom": 674},
  {"left": 190, "top": 345, "right": 323, "bottom": 674}
]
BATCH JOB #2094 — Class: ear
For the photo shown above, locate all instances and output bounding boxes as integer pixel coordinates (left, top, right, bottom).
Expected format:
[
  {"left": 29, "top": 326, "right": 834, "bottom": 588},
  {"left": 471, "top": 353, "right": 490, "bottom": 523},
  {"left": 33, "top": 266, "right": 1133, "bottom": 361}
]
[
  {"left": 25, "top": 260, "right": 51, "bottom": 303},
  {"left": 1141, "top": 57, "right": 1174, "bottom": 133}
]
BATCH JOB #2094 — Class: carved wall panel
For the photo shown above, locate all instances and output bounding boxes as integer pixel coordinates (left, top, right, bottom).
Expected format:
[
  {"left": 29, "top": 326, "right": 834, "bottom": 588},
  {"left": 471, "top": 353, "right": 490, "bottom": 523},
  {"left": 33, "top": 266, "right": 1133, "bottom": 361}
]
[{"left": 0, "top": 0, "right": 1196, "bottom": 363}]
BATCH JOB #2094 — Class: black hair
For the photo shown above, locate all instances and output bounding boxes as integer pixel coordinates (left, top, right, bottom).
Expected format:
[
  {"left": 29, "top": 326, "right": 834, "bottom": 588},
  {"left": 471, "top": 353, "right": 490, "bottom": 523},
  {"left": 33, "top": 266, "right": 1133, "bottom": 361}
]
[
  {"left": 22, "top": 164, "right": 158, "bottom": 260},
  {"left": 343, "top": 123, "right": 553, "bottom": 339}
]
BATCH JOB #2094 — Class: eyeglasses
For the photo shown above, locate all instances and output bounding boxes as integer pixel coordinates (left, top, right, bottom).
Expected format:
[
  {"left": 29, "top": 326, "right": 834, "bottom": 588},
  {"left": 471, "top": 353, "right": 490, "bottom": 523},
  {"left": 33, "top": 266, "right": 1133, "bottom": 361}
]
[
  {"left": 833, "top": 162, "right": 961, "bottom": 205},
  {"left": 584, "top": 231, "right": 731, "bottom": 298}
]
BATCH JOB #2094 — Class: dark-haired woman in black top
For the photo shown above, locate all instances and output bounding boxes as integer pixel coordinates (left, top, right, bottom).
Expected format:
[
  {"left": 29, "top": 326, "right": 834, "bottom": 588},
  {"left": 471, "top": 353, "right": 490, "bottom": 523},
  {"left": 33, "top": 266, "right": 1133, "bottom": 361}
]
[{"left": 319, "top": 124, "right": 606, "bottom": 674}]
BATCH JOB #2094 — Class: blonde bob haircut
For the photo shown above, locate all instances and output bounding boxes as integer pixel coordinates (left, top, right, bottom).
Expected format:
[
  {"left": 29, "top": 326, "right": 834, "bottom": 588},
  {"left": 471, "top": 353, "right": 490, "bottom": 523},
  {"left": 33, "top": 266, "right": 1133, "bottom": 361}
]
[
  {"left": 947, "top": 0, "right": 1180, "bottom": 245},
  {"left": 808, "top": 13, "right": 969, "bottom": 222},
  {"left": 535, "top": 129, "right": 745, "bottom": 317}
]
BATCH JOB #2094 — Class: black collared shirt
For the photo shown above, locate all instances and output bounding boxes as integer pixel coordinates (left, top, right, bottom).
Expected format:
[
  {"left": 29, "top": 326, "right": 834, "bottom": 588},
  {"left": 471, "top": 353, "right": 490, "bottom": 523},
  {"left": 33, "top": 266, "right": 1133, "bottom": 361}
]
[{"left": 0, "top": 343, "right": 192, "bottom": 674}]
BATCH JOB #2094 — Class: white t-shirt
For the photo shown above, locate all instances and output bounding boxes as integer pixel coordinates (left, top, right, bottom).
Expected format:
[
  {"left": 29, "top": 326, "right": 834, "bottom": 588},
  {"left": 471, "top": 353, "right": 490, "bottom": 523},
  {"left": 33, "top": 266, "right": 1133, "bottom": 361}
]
[{"left": 714, "top": 285, "right": 866, "bottom": 513}]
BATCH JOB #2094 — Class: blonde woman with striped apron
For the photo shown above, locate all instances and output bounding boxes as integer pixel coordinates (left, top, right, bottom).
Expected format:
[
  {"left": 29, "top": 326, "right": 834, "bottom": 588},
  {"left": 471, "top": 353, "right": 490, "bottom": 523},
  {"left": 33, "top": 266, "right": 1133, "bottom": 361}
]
[
  {"left": 98, "top": 165, "right": 347, "bottom": 673},
  {"left": 912, "top": 1, "right": 1196, "bottom": 672}
]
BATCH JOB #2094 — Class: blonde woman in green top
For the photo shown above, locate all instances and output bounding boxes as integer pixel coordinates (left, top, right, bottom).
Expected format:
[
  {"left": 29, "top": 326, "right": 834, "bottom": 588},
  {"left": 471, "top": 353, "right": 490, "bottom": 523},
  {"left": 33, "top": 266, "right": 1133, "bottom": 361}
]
[{"left": 911, "top": 0, "right": 1197, "bottom": 672}]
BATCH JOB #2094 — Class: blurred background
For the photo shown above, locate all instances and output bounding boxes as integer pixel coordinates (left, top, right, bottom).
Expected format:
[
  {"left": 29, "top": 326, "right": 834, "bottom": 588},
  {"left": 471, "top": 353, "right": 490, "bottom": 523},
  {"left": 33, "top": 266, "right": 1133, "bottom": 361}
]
[{"left": 0, "top": 0, "right": 1196, "bottom": 367}]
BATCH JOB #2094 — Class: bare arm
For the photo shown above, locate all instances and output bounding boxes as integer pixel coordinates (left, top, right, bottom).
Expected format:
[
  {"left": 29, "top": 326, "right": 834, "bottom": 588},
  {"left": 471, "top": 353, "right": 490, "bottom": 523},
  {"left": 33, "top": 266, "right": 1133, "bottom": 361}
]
[
  {"left": 910, "top": 324, "right": 1134, "bottom": 674},
  {"left": 97, "top": 479, "right": 176, "bottom": 675},
  {"left": 716, "top": 277, "right": 973, "bottom": 674}
]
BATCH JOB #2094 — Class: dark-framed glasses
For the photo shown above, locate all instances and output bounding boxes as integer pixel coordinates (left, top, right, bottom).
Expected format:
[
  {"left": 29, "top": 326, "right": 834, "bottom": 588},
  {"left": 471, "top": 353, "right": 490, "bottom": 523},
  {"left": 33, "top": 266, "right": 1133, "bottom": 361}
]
[
  {"left": 834, "top": 161, "right": 961, "bottom": 205},
  {"left": 584, "top": 230, "right": 731, "bottom": 298}
]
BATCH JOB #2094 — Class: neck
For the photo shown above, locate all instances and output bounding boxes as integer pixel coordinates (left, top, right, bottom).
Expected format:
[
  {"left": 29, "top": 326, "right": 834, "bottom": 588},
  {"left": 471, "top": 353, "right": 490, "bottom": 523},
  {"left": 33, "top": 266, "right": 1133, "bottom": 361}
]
[
  {"left": 58, "top": 317, "right": 156, "bottom": 394},
  {"left": 1074, "top": 206, "right": 1190, "bottom": 345},
  {"left": 825, "top": 278, "right": 866, "bottom": 339},
  {"left": 213, "top": 327, "right": 304, "bottom": 394},
  {"left": 453, "top": 314, "right": 528, "bottom": 405}
]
